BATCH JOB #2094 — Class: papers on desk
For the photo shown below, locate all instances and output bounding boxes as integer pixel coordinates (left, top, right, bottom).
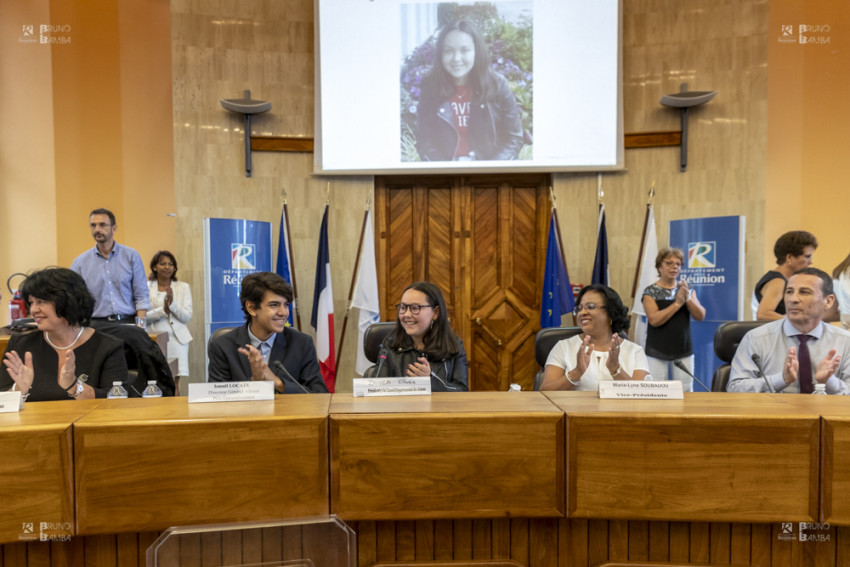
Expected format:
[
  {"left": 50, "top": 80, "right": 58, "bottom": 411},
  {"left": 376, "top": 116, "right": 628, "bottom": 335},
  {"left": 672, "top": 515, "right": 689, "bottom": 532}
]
[
  {"left": 0, "top": 391, "right": 23, "bottom": 412},
  {"left": 598, "top": 380, "right": 683, "bottom": 399},
  {"left": 188, "top": 381, "right": 274, "bottom": 403},
  {"left": 353, "top": 376, "right": 431, "bottom": 397}
]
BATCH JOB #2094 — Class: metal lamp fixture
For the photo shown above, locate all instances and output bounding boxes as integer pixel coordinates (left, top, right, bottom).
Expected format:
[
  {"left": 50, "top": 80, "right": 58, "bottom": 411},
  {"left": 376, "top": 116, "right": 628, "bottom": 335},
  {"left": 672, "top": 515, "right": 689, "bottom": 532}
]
[
  {"left": 220, "top": 90, "right": 272, "bottom": 177},
  {"left": 660, "top": 83, "right": 717, "bottom": 172}
]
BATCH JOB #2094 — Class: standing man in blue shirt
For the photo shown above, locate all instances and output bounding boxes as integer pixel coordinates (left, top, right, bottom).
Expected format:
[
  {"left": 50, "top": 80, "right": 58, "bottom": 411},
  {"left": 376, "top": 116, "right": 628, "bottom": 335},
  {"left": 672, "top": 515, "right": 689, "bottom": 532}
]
[{"left": 71, "top": 208, "right": 150, "bottom": 325}]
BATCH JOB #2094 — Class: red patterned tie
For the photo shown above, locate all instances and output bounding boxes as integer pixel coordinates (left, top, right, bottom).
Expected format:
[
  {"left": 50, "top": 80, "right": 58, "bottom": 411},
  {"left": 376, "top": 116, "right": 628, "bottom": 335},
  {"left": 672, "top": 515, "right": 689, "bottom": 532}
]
[{"left": 796, "top": 335, "right": 813, "bottom": 394}]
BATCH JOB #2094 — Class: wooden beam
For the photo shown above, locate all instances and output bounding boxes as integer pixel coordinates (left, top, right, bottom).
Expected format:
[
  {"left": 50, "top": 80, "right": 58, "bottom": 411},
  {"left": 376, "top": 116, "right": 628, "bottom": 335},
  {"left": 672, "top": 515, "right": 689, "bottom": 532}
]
[
  {"left": 624, "top": 130, "right": 681, "bottom": 148},
  {"left": 251, "top": 136, "right": 314, "bottom": 152},
  {"left": 250, "top": 130, "right": 681, "bottom": 154}
]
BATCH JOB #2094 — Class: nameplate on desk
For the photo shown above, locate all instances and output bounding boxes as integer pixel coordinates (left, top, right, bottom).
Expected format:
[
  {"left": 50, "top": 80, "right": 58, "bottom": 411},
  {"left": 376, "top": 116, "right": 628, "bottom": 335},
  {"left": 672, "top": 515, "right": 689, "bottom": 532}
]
[
  {"left": 598, "top": 380, "right": 683, "bottom": 399},
  {"left": 188, "top": 381, "right": 274, "bottom": 403},
  {"left": 352, "top": 377, "right": 431, "bottom": 397},
  {"left": 0, "top": 391, "right": 23, "bottom": 413}
]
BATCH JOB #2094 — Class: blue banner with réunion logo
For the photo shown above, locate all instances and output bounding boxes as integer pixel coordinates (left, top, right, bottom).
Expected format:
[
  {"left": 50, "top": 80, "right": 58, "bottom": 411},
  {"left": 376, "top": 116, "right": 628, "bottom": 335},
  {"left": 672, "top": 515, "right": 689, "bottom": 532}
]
[
  {"left": 203, "top": 218, "right": 273, "bottom": 358},
  {"left": 669, "top": 216, "right": 746, "bottom": 390}
]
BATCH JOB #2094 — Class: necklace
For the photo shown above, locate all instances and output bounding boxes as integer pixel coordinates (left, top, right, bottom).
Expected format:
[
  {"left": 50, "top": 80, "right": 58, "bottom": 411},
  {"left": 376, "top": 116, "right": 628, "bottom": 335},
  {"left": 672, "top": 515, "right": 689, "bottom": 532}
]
[{"left": 45, "top": 327, "right": 85, "bottom": 350}]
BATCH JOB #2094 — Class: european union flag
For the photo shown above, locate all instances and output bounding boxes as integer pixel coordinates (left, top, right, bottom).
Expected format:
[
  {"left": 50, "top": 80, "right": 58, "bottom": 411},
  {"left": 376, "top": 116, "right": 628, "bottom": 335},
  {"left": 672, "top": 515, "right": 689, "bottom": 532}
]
[{"left": 541, "top": 212, "right": 575, "bottom": 328}]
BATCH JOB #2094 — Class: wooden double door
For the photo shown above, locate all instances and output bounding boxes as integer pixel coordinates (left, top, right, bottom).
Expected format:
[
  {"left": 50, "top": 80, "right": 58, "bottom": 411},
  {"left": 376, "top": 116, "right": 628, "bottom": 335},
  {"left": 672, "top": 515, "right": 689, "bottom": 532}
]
[{"left": 374, "top": 174, "right": 551, "bottom": 391}]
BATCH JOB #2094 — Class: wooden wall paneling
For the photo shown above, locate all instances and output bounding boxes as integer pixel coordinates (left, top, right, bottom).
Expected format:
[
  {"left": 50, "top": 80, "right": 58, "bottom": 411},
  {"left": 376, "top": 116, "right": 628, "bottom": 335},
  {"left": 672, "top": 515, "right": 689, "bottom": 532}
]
[
  {"left": 396, "top": 521, "right": 415, "bottom": 561},
  {"left": 472, "top": 519, "right": 491, "bottom": 559},
  {"left": 627, "top": 520, "right": 649, "bottom": 561},
  {"left": 200, "top": 531, "right": 223, "bottom": 566},
  {"left": 750, "top": 523, "right": 772, "bottom": 567},
  {"left": 85, "top": 534, "right": 116, "bottom": 567},
  {"left": 608, "top": 520, "right": 628, "bottom": 561},
  {"left": 728, "top": 523, "right": 751, "bottom": 566},
  {"left": 454, "top": 520, "right": 472, "bottom": 560},
  {"left": 509, "top": 518, "right": 529, "bottom": 566},
  {"left": 565, "top": 518, "right": 588, "bottom": 566},
  {"left": 26, "top": 543, "right": 48, "bottom": 567},
  {"left": 492, "top": 519, "right": 510, "bottom": 559},
  {"left": 261, "top": 526, "right": 281, "bottom": 563},
  {"left": 527, "top": 518, "right": 557, "bottom": 567},
  {"left": 647, "top": 521, "right": 669, "bottom": 562},
  {"left": 179, "top": 532, "right": 201, "bottom": 567},
  {"left": 769, "top": 523, "right": 791, "bottom": 567},
  {"left": 587, "top": 519, "right": 609, "bottom": 567},
  {"left": 240, "top": 528, "right": 261, "bottom": 565},
  {"left": 435, "top": 520, "right": 454, "bottom": 561},
  {"left": 838, "top": 526, "right": 850, "bottom": 564},
  {"left": 689, "top": 522, "right": 710, "bottom": 563},
  {"left": 377, "top": 521, "right": 396, "bottom": 563},
  {"left": 358, "top": 522, "right": 378, "bottom": 566},
  {"left": 708, "top": 523, "right": 731, "bottom": 564},
  {"left": 668, "top": 522, "right": 690, "bottom": 563},
  {"left": 221, "top": 530, "right": 242, "bottom": 566},
  {"left": 415, "top": 520, "right": 435, "bottom": 560}
]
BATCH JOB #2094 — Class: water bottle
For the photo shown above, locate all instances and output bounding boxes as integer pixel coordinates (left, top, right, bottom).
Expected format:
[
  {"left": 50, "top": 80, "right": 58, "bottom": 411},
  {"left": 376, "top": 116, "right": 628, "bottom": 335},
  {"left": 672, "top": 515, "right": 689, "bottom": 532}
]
[
  {"left": 508, "top": 383, "right": 521, "bottom": 392},
  {"left": 142, "top": 380, "right": 163, "bottom": 398},
  {"left": 107, "top": 381, "right": 128, "bottom": 399},
  {"left": 812, "top": 383, "right": 827, "bottom": 396}
]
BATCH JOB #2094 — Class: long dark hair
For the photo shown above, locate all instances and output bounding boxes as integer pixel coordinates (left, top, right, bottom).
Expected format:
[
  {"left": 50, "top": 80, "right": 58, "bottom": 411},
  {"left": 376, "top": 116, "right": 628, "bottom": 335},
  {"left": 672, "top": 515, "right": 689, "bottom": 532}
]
[
  {"left": 384, "top": 281, "right": 460, "bottom": 360},
  {"left": 575, "top": 284, "right": 630, "bottom": 335},
  {"left": 426, "top": 20, "right": 497, "bottom": 104}
]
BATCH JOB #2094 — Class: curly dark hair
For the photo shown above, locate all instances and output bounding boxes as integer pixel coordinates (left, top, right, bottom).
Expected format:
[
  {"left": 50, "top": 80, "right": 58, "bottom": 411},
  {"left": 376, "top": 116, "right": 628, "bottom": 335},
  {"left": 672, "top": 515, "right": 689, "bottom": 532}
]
[
  {"left": 773, "top": 231, "right": 817, "bottom": 264},
  {"left": 149, "top": 250, "right": 179, "bottom": 281},
  {"left": 20, "top": 267, "right": 95, "bottom": 327},
  {"left": 239, "top": 272, "right": 293, "bottom": 322},
  {"left": 384, "top": 281, "right": 460, "bottom": 360},
  {"left": 575, "top": 284, "right": 630, "bottom": 334}
]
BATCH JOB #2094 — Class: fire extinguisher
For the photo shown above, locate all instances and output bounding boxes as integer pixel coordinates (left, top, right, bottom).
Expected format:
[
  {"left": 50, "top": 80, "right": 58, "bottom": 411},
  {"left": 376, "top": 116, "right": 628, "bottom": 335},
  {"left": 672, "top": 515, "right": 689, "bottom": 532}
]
[{"left": 7, "top": 273, "right": 28, "bottom": 322}]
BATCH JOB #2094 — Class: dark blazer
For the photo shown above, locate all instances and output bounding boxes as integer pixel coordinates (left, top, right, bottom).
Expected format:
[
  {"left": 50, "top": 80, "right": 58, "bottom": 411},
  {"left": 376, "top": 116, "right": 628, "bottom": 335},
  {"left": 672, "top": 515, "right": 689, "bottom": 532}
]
[{"left": 208, "top": 324, "right": 328, "bottom": 393}]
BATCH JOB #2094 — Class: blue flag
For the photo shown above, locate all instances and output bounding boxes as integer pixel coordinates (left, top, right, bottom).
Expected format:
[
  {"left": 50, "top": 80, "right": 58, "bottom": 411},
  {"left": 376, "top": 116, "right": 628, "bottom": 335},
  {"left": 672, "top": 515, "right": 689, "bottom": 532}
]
[
  {"left": 591, "top": 204, "right": 609, "bottom": 286},
  {"left": 541, "top": 212, "right": 575, "bottom": 328},
  {"left": 276, "top": 209, "right": 295, "bottom": 327}
]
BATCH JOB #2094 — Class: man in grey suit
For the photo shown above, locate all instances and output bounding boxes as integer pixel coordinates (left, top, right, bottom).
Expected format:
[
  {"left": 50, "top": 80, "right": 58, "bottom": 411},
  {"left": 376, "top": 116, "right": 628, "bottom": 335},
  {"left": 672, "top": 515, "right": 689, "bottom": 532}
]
[{"left": 208, "top": 272, "right": 328, "bottom": 393}]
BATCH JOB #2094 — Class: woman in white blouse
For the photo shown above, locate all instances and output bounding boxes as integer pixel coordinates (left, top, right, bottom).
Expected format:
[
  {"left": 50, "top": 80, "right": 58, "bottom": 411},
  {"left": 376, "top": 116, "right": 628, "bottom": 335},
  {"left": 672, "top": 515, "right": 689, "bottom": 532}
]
[
  {"left": 146, "top": 251, "right": 192, "bottom": 393},
  {"left": 541, "top": 284, "right": 650, "bottom": 391}
]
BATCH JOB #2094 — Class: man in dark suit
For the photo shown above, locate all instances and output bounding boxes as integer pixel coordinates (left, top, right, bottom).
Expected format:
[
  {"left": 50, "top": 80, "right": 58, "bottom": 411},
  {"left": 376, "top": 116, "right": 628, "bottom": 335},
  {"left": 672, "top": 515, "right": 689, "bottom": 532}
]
[{"left": 208, "top": 272, "right": 328, "bottom": 393}]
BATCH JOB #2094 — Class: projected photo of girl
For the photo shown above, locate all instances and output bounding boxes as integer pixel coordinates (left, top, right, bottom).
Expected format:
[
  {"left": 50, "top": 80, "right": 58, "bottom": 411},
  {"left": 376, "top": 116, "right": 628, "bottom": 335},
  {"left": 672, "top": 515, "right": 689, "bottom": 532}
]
[{"left": 400, "top": 3, "right": 532, "bottom": 162}]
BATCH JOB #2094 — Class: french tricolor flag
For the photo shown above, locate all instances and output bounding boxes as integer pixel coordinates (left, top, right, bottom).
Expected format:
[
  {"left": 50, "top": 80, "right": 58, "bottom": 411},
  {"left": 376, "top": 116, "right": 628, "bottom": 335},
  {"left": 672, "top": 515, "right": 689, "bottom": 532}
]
[{"left": 311, "top": 206, "right": 336, "bottom": 391}]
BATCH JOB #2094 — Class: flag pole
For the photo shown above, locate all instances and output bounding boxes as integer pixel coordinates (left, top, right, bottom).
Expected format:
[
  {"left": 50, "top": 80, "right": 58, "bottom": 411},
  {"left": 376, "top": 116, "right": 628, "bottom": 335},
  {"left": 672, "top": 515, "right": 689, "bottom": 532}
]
[
  {"left": 630, "top": 183, "right": 656, "bottom": 299},
  {"left": 336, "top": 193, "right": 372, "bottom": 373},
  {"left": 280, "top": 188, "right": 302, "bottom": 331}
]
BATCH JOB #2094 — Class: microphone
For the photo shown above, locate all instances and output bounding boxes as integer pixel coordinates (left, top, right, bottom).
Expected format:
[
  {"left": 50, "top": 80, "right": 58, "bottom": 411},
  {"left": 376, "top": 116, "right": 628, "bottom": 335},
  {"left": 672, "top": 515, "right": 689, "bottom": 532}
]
[
  {"left": 751, "top": 353, "right": 776, "bottom": 393},
  {"left": 672, "top": 359, "right": 710, "bottom": 392},
  {"left": 272, "top": 360, "right": 310, "bottom": 394},
  {"left": 373, "top": 347, "right": 389, "bottom": 377}
]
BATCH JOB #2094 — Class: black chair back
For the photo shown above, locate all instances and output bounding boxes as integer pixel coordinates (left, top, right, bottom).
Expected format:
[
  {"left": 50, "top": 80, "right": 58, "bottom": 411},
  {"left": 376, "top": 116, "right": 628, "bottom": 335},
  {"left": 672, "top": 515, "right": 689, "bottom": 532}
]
[
  {"left": 362, "top": 322, "right": 397, "bottom": 377},
  {"left": 712, "top": 320, "right": 766, "bottom": 391},
  {"left": 533, "top": 327, "right": 582, "bottom": 390}
]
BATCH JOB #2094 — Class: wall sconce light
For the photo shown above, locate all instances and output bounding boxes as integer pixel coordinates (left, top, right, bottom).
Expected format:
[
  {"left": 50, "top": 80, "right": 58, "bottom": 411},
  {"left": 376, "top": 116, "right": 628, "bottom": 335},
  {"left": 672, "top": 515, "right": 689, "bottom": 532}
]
[
  {"left": 220, "top": 90, "right": 272, "bottom": 177},
  {"left": 660, "top": 83, "right": 717, "bottom": 172}
]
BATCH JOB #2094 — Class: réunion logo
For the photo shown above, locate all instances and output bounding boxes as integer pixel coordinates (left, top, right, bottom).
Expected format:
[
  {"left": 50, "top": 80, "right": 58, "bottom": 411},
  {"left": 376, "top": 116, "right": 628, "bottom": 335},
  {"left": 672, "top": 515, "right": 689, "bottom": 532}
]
[
  {"left": 231, "top": 244, "right": 255, "bottom": 270},
  {"left": 688, "top": 241, "right": 716, "bottom": 268}
]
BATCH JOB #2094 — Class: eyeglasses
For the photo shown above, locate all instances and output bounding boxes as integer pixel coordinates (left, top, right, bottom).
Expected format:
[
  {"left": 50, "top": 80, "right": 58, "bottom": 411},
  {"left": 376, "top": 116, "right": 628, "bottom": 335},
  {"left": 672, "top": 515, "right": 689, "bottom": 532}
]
[
  {"left": 396, "top": 303, "right": 433, "bottom": 315},
  {"left": 573, "top": 302, "right": 604, "bottom": 316}
]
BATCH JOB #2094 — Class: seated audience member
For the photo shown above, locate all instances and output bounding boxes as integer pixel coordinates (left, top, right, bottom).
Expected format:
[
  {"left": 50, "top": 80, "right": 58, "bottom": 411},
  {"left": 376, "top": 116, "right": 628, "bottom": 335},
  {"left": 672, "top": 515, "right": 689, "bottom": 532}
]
[
  {"left": 729, "top": 267, "right": 850, "bottom": 394},
  {"left": 642, "top": 248, "right": 706, "bottom": 391},
  {"left": 372, "top": 281, "right": 468, "bottom": 391},
  {"left": 541, "top": 284, "right": 650, "bottom": 391},
  {"left": 754, "top": 230, "right": 817, "bottom": 321},
  {"left": 0, "top": 267, "right": 129, "bottom": 401},
  {"left": 208, "top": 272, "right": 327, "bottom": 393},
  {"left": 146, "top": 250, "right": 193, "bottom": 394}
]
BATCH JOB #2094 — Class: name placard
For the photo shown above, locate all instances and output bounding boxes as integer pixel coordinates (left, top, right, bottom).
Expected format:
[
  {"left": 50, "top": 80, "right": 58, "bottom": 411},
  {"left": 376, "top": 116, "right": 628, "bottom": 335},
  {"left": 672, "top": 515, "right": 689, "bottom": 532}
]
[
  {"left": 0, "top": 391, "right": 23, "bottom": 413},
  {"left": 598, "top": 380, "right": 684, "bottom": 400},
  {"left": 353, "top": 377, "right": 431, "bottom": 397},
  {"left": 188, "top": 381, "right": 275, "bottom": 403}
]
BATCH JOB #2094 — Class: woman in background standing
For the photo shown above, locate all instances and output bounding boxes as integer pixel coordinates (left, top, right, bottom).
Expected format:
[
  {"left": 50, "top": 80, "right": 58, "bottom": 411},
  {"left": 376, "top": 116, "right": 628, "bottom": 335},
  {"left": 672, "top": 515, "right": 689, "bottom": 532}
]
[
  {"left": 833, "top": 252, "right": 850, "bottom": 330},
  {"left": 642, "top": 248, "right": 706, "bottom": 391},
  {"left": 147, "top": 251, "right": 192, "bottom": 394}
]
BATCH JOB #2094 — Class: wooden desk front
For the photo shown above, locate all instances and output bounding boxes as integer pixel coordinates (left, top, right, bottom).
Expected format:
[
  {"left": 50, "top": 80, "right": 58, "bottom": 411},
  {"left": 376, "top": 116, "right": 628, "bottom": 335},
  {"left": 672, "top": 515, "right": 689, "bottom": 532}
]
[
  {"left": 546, "top": 391, "right": 821, "bottom": 524},
  {"left": 0, "top": 399, "right": 101, "bottom": 544},
  {"left": 329, "top": 392, "right": 565, "bottom": 520},
  {"left": 73, "top": 395, "right": 331, "bottom": 534}
]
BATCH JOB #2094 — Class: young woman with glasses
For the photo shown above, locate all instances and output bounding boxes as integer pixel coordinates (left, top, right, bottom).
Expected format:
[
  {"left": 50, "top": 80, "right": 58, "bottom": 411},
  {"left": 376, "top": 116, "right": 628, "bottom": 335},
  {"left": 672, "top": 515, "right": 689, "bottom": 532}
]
[
  {"left": 372, "top": 281, "right": 468, "bottom": 391},
  {"left": 540, "top": 284, "right": 650, "bottom": 391}
]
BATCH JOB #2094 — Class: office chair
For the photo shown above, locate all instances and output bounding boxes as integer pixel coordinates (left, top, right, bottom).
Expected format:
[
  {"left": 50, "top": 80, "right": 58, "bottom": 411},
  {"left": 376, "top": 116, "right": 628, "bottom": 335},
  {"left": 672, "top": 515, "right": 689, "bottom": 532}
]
[
  {"left": 362, "top": 322, "right": 397, "bottom": 377},
  {"left": 712, "top": 320, "right": 766, "bottom": 392},
  {"left": 532, "top": 327, "right": 582, "bottom": 390}
]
